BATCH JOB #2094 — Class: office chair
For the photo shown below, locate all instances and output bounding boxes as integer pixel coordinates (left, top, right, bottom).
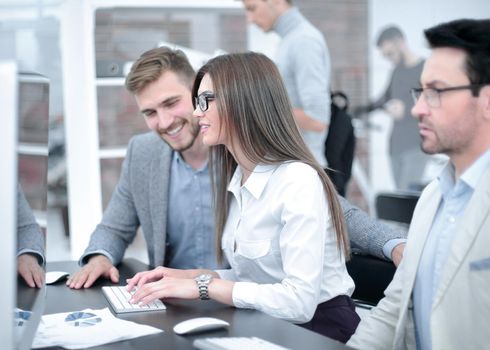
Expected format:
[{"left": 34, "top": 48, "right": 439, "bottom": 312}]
[
  {"left": 347, "top": 191, "right": 421, "bottom": 308},
  {"left": 375, "top": 191, "right": 421, "bottom": 224},
  {"left": 347, "top": 254, "right": 396, "bottom": 307}
]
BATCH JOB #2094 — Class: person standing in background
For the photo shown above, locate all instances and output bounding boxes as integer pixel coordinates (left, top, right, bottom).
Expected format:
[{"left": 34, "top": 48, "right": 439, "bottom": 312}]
[
  {"left": 355, "top": 26, "right": 429, "bottom": 191},
  {"left": 242, "top": 0, "right": 331, "bottom": 167}
]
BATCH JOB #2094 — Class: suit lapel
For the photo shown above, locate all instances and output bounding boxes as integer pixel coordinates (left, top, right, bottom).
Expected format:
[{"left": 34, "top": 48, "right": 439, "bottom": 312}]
[
  {"left": 394, "top": 183, "right": 441, "bottom": 346},
  {"left": 433, "top": 168, "right": 490, "bottom": 308},
  {"left": 149, "top": 142, "right": 172, "bottom": 267},
  {"left": 404, "top": 183, "right": 442, "bottom": 294}
]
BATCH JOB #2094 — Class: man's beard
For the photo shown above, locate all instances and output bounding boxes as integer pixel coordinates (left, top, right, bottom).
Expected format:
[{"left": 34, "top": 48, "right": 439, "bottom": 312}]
[{"left": 160, "top": 121, "right": 201, "bottom": 152}]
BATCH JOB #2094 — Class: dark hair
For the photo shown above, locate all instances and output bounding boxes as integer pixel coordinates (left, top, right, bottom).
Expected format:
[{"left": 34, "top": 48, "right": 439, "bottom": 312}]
[
  {"left": 424, "top": 18, "right": 490, "bottom": 94},
  {"left": 125, "top": 46, "right": 195, "bottom": 94},
  {"left": 192, "top": 52, "right": 349, "bottom": 262},
  {"left": 376, "top": 25, "right": 405, "bottom": 47}
]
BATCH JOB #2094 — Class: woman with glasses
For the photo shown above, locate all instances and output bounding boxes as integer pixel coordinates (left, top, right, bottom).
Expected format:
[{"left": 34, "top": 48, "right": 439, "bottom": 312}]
[{"left": 126, "top": 52, "right": 360, "bottom": 343}]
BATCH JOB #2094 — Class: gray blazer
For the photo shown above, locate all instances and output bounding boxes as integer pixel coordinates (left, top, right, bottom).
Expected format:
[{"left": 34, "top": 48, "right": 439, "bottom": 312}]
[
  {"left": 83, "top": 132, "right": 406, "bottom": 267},
  {"left": 17, "top": 184, "right": 45, "bottom": 264}
]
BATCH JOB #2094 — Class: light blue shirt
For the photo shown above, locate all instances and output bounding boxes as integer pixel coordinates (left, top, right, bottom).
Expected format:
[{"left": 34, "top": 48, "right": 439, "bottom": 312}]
[
  {"left": 274, "top": 7, "right": 331, "bottom": 167},
  {"left": 413, "top": 149, "right": 490, "bottom": 350},
  {"left": 166, "top": 152, "right": 222, "bottom": 269}
]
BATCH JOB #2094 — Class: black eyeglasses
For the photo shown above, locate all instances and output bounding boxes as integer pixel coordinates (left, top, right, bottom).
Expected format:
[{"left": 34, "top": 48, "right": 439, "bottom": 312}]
[
  {"left": 194, "top": 92, "right": 215, "bottom": 112},
  {"left": 410, "top": 84, "right": 484, "bottom": 108}
]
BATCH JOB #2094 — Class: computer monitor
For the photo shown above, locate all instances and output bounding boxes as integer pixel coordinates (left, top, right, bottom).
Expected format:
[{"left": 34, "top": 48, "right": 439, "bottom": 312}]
[
  {"left": 0, "top": 62, "right": 48, "bottom": 350},
  {"left": 0, "top": 60, "right": 19, "bottom": 350}
]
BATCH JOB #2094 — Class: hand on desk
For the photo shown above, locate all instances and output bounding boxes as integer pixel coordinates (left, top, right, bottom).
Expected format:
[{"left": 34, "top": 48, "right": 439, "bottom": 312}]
[
  {"left": 18, "top": 253, "right": 45, "bottom": 288},
  {"left": 67, "top": 254, "right": 119, "bottom": 289}
]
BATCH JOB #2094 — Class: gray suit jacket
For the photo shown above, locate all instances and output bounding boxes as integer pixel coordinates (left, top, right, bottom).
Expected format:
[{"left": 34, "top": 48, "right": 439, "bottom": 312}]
[
  {"left": 83, "top": 132, "right": 406, "bottom": 267},
  {"left": 17, "top": 184, "right": 45, "bottom": 264}
]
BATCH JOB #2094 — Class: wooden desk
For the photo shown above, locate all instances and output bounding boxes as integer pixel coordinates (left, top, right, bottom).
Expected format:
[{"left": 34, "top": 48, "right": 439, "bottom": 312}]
[{"left": 43, "top": 259, "right": 349, "bottom": 350}]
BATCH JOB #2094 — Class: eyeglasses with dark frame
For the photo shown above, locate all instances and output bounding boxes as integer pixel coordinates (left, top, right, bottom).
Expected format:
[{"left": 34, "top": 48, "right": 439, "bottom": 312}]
[
  {"left": 194, "top": 91, "right": 216, "bottom": 112},
  {"left": 410, "top": 84, "right": 484, "bottom": 108}
]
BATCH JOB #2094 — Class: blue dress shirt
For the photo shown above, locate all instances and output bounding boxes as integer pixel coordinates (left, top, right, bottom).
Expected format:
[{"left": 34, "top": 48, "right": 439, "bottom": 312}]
[{"left": 166, "top": 152, "right": 223, "bottom": 269}]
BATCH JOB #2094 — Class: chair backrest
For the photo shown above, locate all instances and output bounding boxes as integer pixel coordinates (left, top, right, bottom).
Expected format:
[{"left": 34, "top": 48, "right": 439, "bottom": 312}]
[
  {"left": 346, "top": 254, "right": 396, "bottom": 307},
  {"left": 375, "top": 191, "right": 421, "bottom": 224},
  {"left": 324, "top": 91, "right": 355, "bottom": 196}
]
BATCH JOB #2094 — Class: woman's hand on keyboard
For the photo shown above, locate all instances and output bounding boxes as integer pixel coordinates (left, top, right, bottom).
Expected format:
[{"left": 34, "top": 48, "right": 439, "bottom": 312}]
[
  {"left": 126, "top": 266, "right": 190, "bottom": 292},
  {"left": 128, "top": 277, "right": 199, "bottom": 305}
]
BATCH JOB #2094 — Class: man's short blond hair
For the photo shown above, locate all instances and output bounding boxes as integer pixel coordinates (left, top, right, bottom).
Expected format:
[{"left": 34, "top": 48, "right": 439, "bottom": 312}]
[{"left": 125, "top": 46, "right": 195, "bottom": 94}]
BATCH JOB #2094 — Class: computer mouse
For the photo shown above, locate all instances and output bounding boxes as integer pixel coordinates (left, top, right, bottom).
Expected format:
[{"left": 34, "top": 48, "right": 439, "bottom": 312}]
[
  {"left": 46, "top": 271, "right": 70, "bottom": 284},
  {"left": 173, "top": 317, "right": 230, "bottom": 335}
]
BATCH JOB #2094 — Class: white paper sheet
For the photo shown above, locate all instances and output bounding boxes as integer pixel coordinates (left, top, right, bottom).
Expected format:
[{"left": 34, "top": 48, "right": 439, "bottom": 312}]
[{"left": 32, "top": 308, "right": 163, "bottom": 349}]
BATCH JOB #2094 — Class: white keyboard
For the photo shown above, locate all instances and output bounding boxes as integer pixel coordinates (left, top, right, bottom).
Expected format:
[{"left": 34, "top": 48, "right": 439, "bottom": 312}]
[
  {"left": 193, "top": 337, "right": 290, "bottom": 350},
  {"left": 102, "top": 286, "right": 166, "bottom": 314}
]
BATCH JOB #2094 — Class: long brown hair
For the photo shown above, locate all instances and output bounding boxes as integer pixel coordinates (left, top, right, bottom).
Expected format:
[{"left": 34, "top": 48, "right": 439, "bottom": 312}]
[{"left": 192, "top": 52, "right": 349, "bottom": 262}]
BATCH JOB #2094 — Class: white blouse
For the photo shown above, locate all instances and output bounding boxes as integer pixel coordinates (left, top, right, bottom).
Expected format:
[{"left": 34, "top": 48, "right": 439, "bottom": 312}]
[{"left": 216, "top": 162, "right": 354, "bottom": 323}]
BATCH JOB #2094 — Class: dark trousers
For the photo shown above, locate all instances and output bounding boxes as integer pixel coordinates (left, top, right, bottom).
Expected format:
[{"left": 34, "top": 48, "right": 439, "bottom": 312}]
[{"left": 299, "top": 295, "right": 360, "bottom": 343}]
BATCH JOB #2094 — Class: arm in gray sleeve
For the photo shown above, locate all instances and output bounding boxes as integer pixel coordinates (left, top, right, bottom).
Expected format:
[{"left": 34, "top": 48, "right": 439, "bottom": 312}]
[
  {"left": 292, "top": 36, "right": 331, "bottom": 124},
  {"left": 17, "top": 184, "right": 45, "bottom": 265},
  {"left": 339, "top": 195, "right": 407, "bottom": 260},
  {"left": 80, "top": 137, "right": 140, "bottom": 266}
]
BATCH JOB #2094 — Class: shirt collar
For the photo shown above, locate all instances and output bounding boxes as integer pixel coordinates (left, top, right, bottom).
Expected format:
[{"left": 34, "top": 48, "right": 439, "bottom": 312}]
[
  {"left": 438, "top": 148, "right": 490, "bottom": 195},
  {"left": 461, "top": 148, "right": 490, "bottom": 189},
  {"left": 228, "top": 163, "right": 278, "bottom": 200},
  {"left": 438, "top": 162, "right": 456, "bottom": 197},
  {"left": 274, "top": 7, "right": 303, "bottom": 38},
  {"left": 173, "top": 151, "right": 184, "bottom": 164}
]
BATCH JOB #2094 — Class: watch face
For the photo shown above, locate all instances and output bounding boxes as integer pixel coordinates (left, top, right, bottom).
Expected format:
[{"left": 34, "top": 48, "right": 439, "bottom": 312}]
[{"left": 196, "top": 274, "right": 213, "bottom": 282}]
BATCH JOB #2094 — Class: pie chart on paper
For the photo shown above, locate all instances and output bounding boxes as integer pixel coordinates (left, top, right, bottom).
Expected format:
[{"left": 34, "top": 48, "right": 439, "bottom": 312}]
[
  {"left": 64, "top": 311, "right": 102, "bottom": 327},
  {"left": 15, "top": 309, "right": 32, "bottom": 326}
]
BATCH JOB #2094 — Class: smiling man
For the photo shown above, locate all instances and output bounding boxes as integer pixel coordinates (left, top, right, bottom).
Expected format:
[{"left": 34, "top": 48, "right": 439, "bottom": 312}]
[{"left": 67, "top": 47, "right": 219, "bottom": 289}]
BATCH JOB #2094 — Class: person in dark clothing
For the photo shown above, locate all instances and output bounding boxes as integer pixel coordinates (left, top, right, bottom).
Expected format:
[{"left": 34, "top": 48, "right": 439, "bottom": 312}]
[{"left": 356, "top": 25, "right": 429, "bottom": 190}]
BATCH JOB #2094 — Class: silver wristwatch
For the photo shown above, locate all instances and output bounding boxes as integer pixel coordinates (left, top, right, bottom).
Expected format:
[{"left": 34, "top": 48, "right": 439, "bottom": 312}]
[{"left": 195, "top": 274, "right": 213, "bottom": 300}]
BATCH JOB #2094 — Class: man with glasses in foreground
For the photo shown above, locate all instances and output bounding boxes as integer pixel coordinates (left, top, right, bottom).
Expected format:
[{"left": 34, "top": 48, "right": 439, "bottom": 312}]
[
  {"left": 348, "top": 18, "right": 490, "bottom": 350},
  {"left": 67, "top": 46, "right": 407, "bottom": 289}
]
